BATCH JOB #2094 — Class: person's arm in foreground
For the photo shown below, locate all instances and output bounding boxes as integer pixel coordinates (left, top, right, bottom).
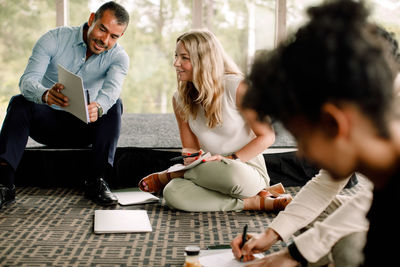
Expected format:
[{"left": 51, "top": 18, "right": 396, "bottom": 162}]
[
  {"left": 233, "top": 174, "right": 373, "bottom": 265},
  {"left": 291, "top": 177, "right": 372, "bottom": 262},
  {"left": 245, "top": 248, "right": 298, "bottom": 267},
  {"left": 232, "top": 170, "right": 350, "bottom": 260},
  {"left": 269, "top": 170, "right": 351, "bottom": 241},
  {"left": 246, "top": 181, "right": 372, "bottom": 266}
]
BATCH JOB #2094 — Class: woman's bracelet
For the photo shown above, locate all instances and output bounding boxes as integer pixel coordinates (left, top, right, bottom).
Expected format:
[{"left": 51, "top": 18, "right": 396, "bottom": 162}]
[
  {"left": 231, "top": 153, "right": 239, "bottom": 160},
  {"left": 228, "top": 152, "right": 240, "bottom": 161}
]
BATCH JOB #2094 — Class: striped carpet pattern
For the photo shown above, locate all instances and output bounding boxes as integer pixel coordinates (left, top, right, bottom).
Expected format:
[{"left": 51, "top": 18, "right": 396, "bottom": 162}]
[
  {"left": 0, "top": 187, "right": 298, "bottom": 266},
  {"left": 0, "top": 183, "right": 360, "bottom": 266}
]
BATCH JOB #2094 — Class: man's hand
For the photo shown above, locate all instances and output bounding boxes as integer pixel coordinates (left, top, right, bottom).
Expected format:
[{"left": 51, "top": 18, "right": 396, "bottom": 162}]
[
  {"left": 231, "top": 228, "right": 281, "bottom": 262},
  {"left": 43, "top": 83, "right": 69, "bottom": 107},
  {"left": 244, "top": 248, "right": 299, "bottom": 267},
  {"left": 87, "top": 102, "right": 99, "bottom": 122}
]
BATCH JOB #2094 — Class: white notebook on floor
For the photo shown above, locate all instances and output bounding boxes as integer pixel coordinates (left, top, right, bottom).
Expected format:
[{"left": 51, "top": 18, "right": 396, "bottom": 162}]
[
  {"left": 112, "top": 189, "right": 159, "bottom": 205},
  {"left": 94, "top": 210, "right": 152, "bottom": 234},
  {"left": 199, "top": 249, "right": 264, "bottom": 267}
]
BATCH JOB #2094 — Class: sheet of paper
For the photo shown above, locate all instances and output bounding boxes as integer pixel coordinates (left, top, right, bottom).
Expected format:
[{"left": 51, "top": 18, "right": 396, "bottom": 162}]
[
  {"left": 57, "top": 64, "right": 90, "bottom": 123},
  {"left": 167, "top": 152, "right": 211, "bottom": 173},
  {"left": 112, "top": 190, "right": 159, "bottom": 205},
  {"left": 199, "top": 250, "right": 263, "bottom": 267},
  {"left": 94, "top": 210, "right": 152, "bottom": 234}
]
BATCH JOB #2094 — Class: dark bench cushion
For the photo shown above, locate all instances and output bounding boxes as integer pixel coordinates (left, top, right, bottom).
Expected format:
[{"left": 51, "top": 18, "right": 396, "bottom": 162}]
[{"left": 19, "top": 114, "right": 330, "bottom": 188}]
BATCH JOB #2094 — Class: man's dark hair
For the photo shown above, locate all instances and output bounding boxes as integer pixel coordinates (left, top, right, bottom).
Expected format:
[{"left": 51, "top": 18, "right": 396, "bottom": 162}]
[
  {"left": 94, "top": 1, "right": 130, "bottom": 26},
  {"left": 243, "top": 0, "right": 394, "bottom": 137}
]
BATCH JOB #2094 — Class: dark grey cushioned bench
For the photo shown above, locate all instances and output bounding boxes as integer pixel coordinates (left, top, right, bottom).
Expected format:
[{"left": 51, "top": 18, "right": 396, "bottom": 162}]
[{"left": 18, "top": 114, "right": 330, "bottom": 188}]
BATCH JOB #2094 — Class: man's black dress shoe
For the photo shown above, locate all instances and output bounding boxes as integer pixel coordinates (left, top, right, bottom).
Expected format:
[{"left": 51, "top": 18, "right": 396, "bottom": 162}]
[
  {"left": 0, "top": 184, "right": 15, "bottom": 210},
  {"left": 84, "top": 178, "right": 118, "bottom": 206}
]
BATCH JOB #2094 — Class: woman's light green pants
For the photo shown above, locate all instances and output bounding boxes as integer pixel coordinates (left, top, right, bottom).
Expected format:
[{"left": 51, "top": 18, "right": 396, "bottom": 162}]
[{"left": 163, "top": 154, "right": 269, "bottom": 212}]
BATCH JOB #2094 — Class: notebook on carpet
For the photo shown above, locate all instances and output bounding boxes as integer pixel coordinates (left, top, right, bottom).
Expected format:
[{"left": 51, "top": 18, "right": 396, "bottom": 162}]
[
  {"left": 112, "top": 188, "right": 159, "bottom": 205},
  {"left": 199, "top": 249, "right": 263, "bottom": 267},
  {"left": 94, "top": 210, "right": 152, "bottom": 234}
]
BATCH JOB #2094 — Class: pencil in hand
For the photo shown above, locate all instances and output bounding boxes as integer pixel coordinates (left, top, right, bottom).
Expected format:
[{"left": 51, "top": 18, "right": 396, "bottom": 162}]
[
  {"left": 240, "top": 224, "right": 248, "bottom": 261},
  {"left": 169, "top": 152, "right": 201, "bottom": 162}
]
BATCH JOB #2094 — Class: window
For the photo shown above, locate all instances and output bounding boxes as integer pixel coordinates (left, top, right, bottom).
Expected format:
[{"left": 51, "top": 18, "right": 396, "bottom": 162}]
[
  {"left": 0, "top": 0, "right": 276, "bottom": 119},
  {"left": 287, "top": 0, "right": 400, "bottom": 43},
  {"left": 210, "top": 0, "right": 276, "bottom": 72},
  {"left": 69, "top": 0, "right": 190, "bottom": 113},
  {"left": 0, "top": 0, "right": 398, "bottom": 123},
  {"left": 287, "top": 0, "right": 323, "bottom": 34},
  {"left": 70, "top": 0, "right": 276, "bottom": 114},
  {"left": 0, "top": 0, "right": 56, "bottom": 123},
  {"left": 368, "top": 0, "right": 400, "bottom": 43}
]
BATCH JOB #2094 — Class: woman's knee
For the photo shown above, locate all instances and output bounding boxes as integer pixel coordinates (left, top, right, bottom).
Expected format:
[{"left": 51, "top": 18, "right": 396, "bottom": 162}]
[
  {"left": 220, "top": 162, "right": 262, "bottom": 196},
  {"left": 163, "top": 180, "right": 183, "bottom": 208},
  {"left": 163, "top": 179, "right": 193, "bottom": 211}
]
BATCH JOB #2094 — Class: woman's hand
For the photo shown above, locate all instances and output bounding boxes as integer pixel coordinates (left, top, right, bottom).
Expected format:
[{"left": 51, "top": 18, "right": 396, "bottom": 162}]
[
  {"left": 244, "top": 249, "right": 299, "bottom": 267},
  {"left": 231, "top": 228, "right": 281, "bottom": 262},
  {"left": 201, "top": 154, "right": 231, "bottom": 163},
  {"left": 182, "top": 148, "right": 203, "bottom": 165}
]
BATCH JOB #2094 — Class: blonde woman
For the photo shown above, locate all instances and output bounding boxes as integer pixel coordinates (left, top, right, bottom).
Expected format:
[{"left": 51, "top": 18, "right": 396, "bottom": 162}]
[{"left": 138, "top": 29, "right": 292, "bottom": 212}]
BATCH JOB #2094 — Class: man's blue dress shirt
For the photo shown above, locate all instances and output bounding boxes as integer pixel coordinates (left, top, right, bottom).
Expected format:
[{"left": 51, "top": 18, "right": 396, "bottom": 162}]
[{"left": 19, "top": 23, "right": 129, "bottom": 114}]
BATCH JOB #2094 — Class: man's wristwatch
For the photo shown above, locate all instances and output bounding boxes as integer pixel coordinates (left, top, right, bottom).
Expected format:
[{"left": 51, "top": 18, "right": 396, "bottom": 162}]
[{"left": 96, "top": 103, "right": 103, "bottom": 118}]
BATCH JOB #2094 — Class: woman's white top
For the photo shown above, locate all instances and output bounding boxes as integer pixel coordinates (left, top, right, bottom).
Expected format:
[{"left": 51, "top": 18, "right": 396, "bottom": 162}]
[{"left": 176, "top": 74, "right": 255, "bottom": 155}]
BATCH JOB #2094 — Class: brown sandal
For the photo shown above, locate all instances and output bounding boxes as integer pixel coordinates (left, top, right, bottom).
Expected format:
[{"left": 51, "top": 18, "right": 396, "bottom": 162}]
[
  {"left": 138, "top": 171, "right": 172, "bottom": 193},
  {"left": 258, "top": 190, "right": 293, "bottom": 212},
  {"left": 264, "top": 183, "right": 286, "bottom": 197}
]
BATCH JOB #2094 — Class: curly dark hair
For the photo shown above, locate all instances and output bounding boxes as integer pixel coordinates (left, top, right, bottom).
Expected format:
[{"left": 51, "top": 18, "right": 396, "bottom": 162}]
[
  {"left": 243, "top": 0, "right": 394, "bottom": 138},
  {"left": 373, "top": 24, "right": 400, "bottom": 73},
  {"left": 95, "top": 1, "right": 130, "bottom": 26}
]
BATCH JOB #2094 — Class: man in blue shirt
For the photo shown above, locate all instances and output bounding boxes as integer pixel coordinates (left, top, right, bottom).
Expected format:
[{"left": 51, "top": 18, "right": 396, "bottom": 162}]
[{"left": 0, "top": 1, "right": 130, "bottom": 208}]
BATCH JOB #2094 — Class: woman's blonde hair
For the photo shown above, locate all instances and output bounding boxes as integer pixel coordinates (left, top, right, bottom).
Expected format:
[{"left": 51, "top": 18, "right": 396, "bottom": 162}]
[{"left": 176, "top": 29, "right": 242, "bottom": 128}]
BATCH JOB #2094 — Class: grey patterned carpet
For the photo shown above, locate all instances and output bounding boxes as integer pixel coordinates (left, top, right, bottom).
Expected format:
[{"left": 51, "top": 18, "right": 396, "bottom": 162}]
[
  {"left": 3, "top": 112, "right": 361, "bottom": 266},
  {"left": 0, "top": 186, "right": 303, "bottom": 267}
]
